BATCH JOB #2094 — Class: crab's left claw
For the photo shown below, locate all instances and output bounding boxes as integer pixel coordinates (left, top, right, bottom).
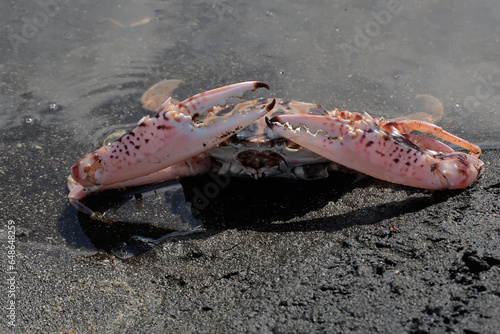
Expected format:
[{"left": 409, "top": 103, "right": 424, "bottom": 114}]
[{"left": 266, "top": 113, "right": 484, "bottom": 190}]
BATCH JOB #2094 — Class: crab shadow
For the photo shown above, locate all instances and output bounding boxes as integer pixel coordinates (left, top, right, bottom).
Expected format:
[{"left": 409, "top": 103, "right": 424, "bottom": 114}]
[
  {"left": 183, "top": 175, "right": 453, "bottom": 233},
  {"left": 59, "top": 173, "right": 453, "bottom": 258}
]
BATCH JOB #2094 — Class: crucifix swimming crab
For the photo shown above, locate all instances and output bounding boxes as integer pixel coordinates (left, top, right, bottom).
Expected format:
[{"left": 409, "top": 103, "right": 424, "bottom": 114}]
[{"left": 68, "top": 81, "right": 484, "bottom": 206}]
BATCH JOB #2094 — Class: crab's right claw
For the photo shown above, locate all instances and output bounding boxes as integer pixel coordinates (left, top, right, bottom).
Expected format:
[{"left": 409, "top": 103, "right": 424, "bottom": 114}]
[{"left": 71, "top": 82, "right": 275, "bottom": 192}]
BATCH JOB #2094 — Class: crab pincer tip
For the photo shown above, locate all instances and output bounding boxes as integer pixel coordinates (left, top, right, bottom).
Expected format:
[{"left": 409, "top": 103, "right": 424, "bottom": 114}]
[
  {"left": 266, "top": 99, "right": 276, "bottom": 112},
  {"left": 254, "top": 82, "right": 270, "bottom": 90},
  {"left": 265, "top": 115, "right": 280, "bottom": 128}
]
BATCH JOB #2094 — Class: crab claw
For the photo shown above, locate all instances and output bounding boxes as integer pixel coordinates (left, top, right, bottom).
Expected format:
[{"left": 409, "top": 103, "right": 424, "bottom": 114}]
[
  {"left": 71, "top": 82, "right": 273, "bottom": 192},
  {"left": 177, "top": 81, "right": 270, "bottom": 115},
  {"left": 266, "top": 114, "right": 484, "bottom": 190}
]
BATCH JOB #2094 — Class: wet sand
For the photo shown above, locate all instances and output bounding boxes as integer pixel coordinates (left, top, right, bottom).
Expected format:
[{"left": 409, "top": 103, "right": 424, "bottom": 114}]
[{"left": 1, "top": 1, "right": 500, "bottom": 333}]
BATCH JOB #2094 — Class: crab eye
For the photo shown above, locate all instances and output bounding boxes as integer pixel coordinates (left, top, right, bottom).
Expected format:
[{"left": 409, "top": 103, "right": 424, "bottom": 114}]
[
  {"left": 218, "top": 140, "right": 229, "bottom": 147},
  {"left": 285, "top": 140, "right": 301, "bottom": 151}
]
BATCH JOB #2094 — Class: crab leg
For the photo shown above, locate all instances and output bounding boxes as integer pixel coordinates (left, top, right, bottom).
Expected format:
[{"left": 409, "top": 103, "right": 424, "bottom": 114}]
[
  {"left": 266, "top": 113, "right": 484, "bottom": 190},
  {"left": 71, "top": 82, "right": 274, "bottom": 192},
  {"left": 377, "top": 119, "right": 482, "bottom": 157}
]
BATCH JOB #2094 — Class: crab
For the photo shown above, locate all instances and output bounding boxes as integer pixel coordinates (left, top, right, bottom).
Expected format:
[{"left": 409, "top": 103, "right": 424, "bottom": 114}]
[{"left": 68, "top": 81, "right": 484, "bottom": 209}]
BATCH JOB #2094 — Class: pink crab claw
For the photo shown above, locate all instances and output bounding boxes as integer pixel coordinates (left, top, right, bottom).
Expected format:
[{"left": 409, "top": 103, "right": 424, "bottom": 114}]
[
  {"left": 69, "top": 81, "right": 273, "bottom": 201},
  {"left": 266, "top": 111, "right": 484, "bottom": 190}
]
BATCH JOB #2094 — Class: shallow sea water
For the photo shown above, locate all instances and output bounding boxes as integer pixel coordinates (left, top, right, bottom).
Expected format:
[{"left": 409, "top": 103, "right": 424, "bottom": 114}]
[{"left": 1, "top": 0, "right": 499, "bottom": 253}]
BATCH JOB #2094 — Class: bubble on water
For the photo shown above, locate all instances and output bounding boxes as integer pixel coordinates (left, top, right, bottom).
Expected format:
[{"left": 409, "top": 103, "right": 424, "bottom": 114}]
[
  {"left": 24, "top": 116, "right": 35, "bottom": 124},
  {"left": 42, "top": 102, "right": 62, "bottom": 112}
]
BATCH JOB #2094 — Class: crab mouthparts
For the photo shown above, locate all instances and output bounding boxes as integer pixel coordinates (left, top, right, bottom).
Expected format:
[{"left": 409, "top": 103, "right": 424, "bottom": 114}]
[{"left": 236, "top": 149, "right": 284, "bottom": 170}]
